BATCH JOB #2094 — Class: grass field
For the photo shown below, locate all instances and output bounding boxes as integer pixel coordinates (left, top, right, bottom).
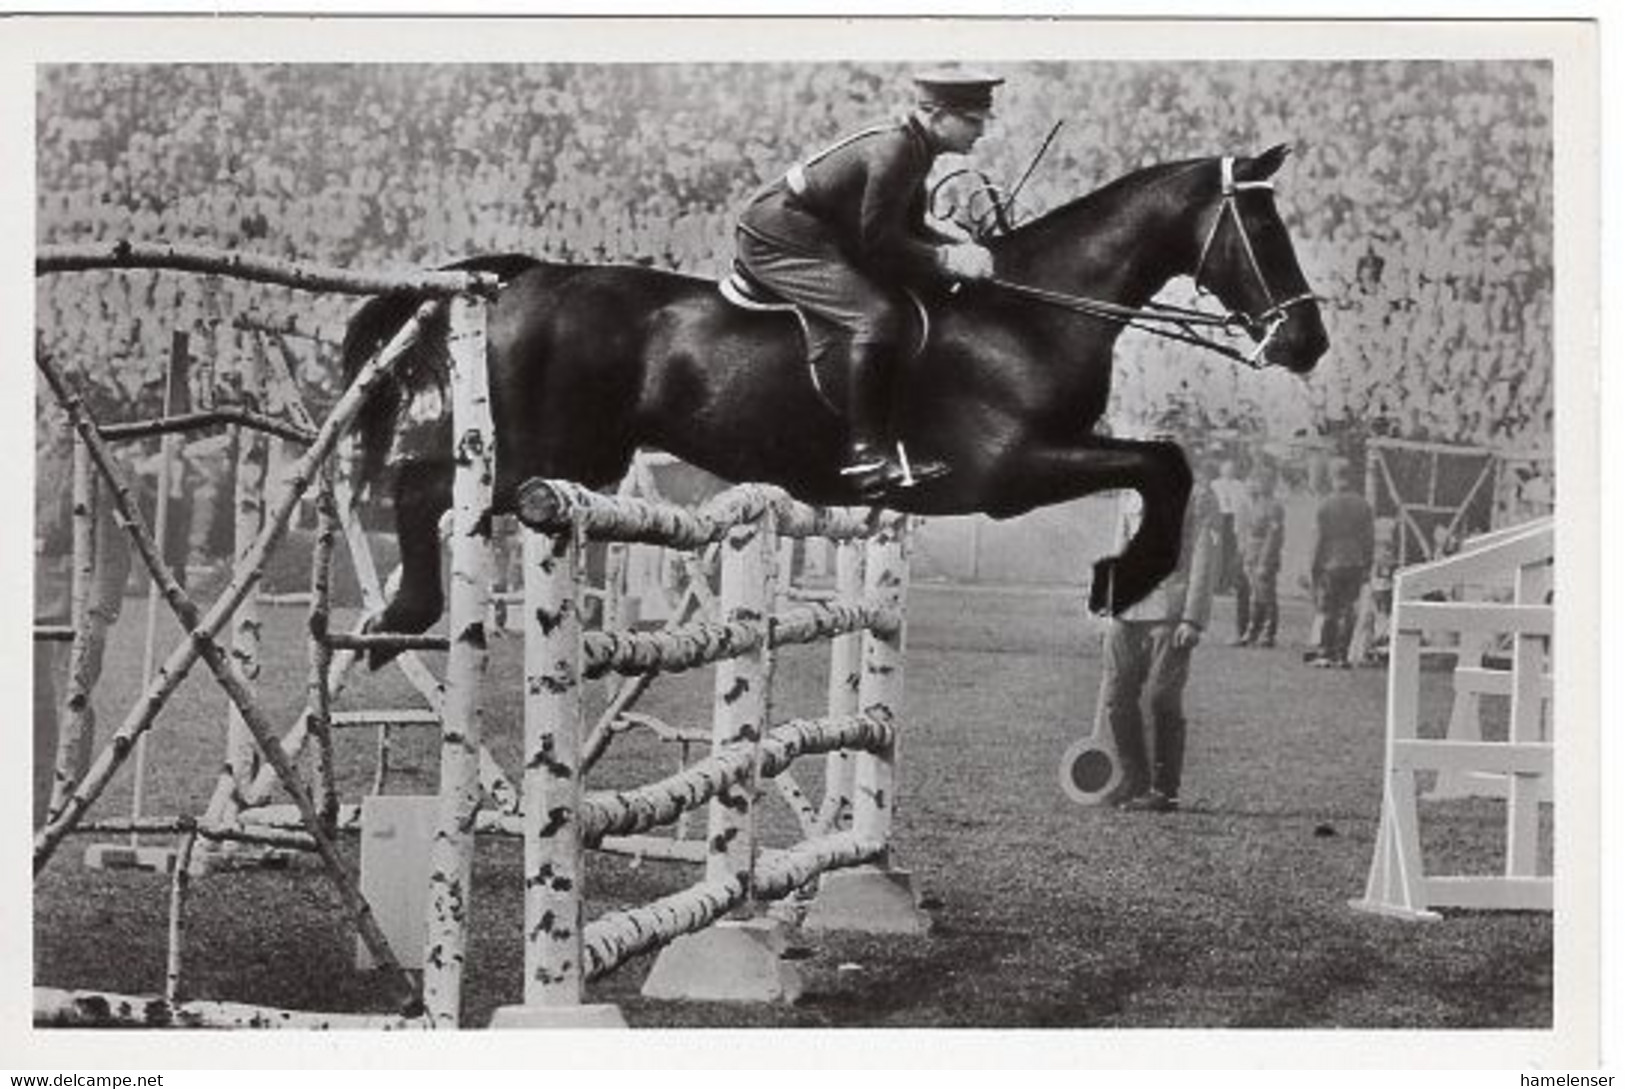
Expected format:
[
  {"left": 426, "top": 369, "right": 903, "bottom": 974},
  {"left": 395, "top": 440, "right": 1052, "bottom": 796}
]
[{"left": 32, "top": 578, "right": 1553, "bottom": 1030}]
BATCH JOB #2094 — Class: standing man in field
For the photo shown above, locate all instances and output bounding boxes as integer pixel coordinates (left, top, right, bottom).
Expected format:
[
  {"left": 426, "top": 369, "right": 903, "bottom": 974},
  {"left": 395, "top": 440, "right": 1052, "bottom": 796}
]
[
  {"left": 1309, "top": 460, "right": 1376, "bottom": 668},
  {"left": 1235, "top": 460, "right": 1285, "bottom": 647},
  {"left": 1211, "top": 455, "right": 1249, "bottom": 630},
  {"left": 734, "top": 67, "right": 1002, "bottom": 497},
  {"left": 1098, "top": 444, "right": 1223, "bottom": 813}
]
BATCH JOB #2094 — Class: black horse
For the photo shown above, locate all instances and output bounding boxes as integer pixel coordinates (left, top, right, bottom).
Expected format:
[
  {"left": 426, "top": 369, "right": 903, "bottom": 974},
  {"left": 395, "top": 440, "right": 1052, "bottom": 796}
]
[{"left": 342, "top": 146, "right": 1327, "bottom": 662}]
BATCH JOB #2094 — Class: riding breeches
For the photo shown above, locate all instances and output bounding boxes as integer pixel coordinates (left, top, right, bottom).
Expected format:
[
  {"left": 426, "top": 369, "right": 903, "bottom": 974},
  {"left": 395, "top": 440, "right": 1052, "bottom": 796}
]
[{"left": 736, "top": 229, "right": 905, "bottom": 348}]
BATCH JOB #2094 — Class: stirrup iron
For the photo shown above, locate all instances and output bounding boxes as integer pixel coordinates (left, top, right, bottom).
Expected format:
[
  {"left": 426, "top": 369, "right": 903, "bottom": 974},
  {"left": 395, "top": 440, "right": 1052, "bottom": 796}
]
[{"left": 895, "top": 442, "right": 916, "bottom": 487}]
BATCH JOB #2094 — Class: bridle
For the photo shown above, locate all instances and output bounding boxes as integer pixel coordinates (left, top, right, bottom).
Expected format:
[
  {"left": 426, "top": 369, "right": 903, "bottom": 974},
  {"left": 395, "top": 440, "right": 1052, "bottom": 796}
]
[
  {"left": 1189, "top": 156, "right": 1319, "bottom": 356},
  {"left": 985, "top": 155, "right": 1319, "bottom": 370}
]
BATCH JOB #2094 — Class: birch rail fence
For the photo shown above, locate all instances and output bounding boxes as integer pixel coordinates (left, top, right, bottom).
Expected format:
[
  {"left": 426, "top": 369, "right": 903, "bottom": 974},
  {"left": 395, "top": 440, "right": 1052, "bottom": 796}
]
[{"left": 33, "top": 242, "right": 930, "bottom": 1029}]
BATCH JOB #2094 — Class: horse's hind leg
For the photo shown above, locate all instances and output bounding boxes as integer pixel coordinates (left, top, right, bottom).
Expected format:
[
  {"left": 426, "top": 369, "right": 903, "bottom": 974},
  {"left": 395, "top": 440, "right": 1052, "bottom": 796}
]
[
  {"left": 989, "top": 438, "right": 1192, "bottom": 614},
  {"left": 366, "top": 460, "right": 453, "bottom": 669}
]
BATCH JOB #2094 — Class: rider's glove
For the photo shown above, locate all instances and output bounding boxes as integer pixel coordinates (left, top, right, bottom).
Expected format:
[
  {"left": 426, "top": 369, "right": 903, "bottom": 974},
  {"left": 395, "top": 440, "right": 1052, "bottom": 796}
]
[{"left": 936, "top": 242, "right": 995, "bottom": 281}]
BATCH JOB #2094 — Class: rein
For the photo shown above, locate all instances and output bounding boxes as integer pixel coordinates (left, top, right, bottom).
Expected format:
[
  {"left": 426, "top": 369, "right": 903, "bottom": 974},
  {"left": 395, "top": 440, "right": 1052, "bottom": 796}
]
[
  {"left": 985, "top": 277, "right": 1275, "bottom": 368},
  {"left": 986, "top": 155, "right": 1318, "bottom": 370}
]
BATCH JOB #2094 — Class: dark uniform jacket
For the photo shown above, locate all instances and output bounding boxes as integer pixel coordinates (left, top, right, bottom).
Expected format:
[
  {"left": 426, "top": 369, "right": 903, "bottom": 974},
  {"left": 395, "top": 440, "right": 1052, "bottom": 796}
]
[
  {"left": 1312, "top": 490, "right": 1376, "bottom": 573},
  {"left": 738, "top": 116, "right": 953, "bottom": 283}
]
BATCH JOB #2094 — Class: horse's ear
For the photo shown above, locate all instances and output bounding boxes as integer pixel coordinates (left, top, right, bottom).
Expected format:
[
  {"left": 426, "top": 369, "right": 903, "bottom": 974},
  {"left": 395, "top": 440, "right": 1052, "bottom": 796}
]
[{"left": 1237, "top": 143, "right": 1292, "bottom": 182}]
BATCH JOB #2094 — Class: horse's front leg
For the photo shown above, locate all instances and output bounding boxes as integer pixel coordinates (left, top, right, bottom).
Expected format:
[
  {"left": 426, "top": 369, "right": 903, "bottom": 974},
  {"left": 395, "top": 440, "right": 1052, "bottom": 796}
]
[
  {"left": 365, "top": 459, "right": 453, "bottom": 670},
  {"left": 989, "top": 437, "right": 1192, "bottom": 614}
]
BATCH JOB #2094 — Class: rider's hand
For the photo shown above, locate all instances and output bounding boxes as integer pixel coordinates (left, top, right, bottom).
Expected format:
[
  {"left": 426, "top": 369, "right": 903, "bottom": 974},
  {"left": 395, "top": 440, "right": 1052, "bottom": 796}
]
[
  {"left": 937, "top": 242, "right": 995, "bottom": 281},
  {"left": 1173, "top": 620, "right": 1203, "bottom": 649}
]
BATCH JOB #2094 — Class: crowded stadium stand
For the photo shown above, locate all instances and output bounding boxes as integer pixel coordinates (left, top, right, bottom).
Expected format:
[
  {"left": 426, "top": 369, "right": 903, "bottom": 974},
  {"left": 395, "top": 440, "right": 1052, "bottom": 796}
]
[{"left": 35, "top": 61, "right": 1555, "bottom": 580}]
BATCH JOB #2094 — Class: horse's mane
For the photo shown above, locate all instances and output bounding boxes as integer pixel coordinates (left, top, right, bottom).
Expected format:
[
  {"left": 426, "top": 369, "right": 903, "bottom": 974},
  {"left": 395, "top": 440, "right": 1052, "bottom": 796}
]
[{"left": 997, "top": 155, "right": 1210, "bottom": 243}]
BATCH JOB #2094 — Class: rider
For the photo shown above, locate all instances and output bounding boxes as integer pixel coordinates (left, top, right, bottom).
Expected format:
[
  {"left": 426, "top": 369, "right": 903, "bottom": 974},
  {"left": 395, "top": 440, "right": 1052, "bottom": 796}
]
[{"left": 734, "top": 67, "right": 1002, "bottom": 495}]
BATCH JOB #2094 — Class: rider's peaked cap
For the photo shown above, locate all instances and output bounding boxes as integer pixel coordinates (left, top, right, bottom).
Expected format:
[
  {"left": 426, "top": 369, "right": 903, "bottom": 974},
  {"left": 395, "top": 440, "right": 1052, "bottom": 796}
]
[{"left": 913, "top": 68, "right": 1004, "bottom": 113}]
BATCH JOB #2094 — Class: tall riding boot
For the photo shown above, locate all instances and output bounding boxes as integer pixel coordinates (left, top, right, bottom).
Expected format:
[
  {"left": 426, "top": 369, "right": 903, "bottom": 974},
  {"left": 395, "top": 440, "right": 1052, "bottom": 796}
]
[
  {"left": 841, "top": 339, "right": 898, "bottom": 482},
  {"left": 840, "top": 340, "right": 949, "bottom": 496}
]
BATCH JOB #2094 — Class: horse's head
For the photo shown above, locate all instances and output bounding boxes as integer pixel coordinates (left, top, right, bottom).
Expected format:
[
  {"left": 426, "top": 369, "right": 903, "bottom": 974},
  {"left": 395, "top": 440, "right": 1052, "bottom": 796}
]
[{"left": 1190, "top": 145, "right": 1328, "bottom": 374}]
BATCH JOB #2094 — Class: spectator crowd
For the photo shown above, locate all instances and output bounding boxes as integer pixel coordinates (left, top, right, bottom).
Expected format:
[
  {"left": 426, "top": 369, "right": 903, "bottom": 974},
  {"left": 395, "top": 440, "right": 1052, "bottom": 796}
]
[{"left": 35, "top": 59, "right": 1555, "bottom": 514}]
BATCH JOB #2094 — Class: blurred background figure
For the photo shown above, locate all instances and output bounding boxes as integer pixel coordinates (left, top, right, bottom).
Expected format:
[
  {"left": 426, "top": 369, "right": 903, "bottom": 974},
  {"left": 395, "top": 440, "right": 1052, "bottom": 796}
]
[
  {"left": 1210, "top": 455, "right": 1248, "bottom": 627},
  {"left": 1349, "top": 515, "right": 1398, "bottom": 667},
  {"left": 1308, "top": 459, "right": 1375, "bottom": 668},
  {"left": 1234, "top": 459, "right": 1284, "bottom": 648}
]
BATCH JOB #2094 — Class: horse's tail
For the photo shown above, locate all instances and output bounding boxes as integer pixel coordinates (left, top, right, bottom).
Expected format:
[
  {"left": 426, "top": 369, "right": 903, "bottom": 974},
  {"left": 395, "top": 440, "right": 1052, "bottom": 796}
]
[
  {"left": 340, "top": 288, "right": 431, "bottom": 497},
  {"left": 339, "top": 253, "right": 545, "bottom": 497}
]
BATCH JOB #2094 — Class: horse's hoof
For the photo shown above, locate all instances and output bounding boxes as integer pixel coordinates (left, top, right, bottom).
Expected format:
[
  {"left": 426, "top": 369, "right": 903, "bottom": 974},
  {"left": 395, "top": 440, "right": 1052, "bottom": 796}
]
[
  {"left": 1088, "top": 561, "right": 1116, "bottom": 615},
  {"left": 360, "top": 615, "right": 404, "bottom": 672}
]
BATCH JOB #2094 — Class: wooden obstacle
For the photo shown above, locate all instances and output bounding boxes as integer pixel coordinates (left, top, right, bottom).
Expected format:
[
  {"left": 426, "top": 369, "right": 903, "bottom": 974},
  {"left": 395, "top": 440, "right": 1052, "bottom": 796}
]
[
  {"left": 34, "top": 242, "right": 501, "bottom": 1026},
  {"left": 1350, "top": 516, "right": 1554, "bottom": 920},
  {"left": 69, "top": 323, "right": 305, "bottom": 873},
  {"left": 35, "top": 241, "right": 928, "bottom": 1028},
  {"left": 486, "top": 478, "right": 928, "bottom": 1026}
]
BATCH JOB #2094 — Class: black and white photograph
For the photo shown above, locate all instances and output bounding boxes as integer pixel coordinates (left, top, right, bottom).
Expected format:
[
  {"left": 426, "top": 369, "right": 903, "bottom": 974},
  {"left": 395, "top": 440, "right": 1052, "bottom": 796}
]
[{"left": 3, "top": 8, "right": 1607, "bottom": 1073}]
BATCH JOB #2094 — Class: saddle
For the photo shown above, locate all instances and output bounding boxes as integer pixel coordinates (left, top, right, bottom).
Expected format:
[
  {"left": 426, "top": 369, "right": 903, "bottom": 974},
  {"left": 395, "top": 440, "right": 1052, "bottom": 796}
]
[{"left": 718, "top": 261, "right": 931, "bottom": 417}]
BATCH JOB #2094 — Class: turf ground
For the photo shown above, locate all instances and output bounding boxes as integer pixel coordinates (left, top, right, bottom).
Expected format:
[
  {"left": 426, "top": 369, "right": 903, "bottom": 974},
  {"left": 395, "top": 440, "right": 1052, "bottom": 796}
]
[{"left": 32, "top": 578, "right": 1553, "bottom": 1029}]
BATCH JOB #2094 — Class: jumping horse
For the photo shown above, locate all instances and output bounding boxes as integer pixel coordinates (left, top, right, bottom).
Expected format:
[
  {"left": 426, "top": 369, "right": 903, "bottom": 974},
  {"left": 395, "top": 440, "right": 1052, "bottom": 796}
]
[{"left": 342, "top": 145, "right": 1328, "bottom": 664}]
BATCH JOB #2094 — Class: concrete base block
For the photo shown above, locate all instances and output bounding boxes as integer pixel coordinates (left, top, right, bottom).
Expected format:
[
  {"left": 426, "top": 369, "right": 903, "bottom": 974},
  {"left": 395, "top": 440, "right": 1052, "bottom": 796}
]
[
  {"left": 488, "top": 1004, "right": 628, "bottom": 1029},
  {"left": 356, "top": 795, "right": 437, "bottom": 970},
  {"left": 803, "top": 866, "right": 933, "bottom": 935},
  {"left": 83, "top": 844, "right": 180, "bottom": 873},
  {"left": 640, "top": 917, "right": 806, "bottom": 1003}
]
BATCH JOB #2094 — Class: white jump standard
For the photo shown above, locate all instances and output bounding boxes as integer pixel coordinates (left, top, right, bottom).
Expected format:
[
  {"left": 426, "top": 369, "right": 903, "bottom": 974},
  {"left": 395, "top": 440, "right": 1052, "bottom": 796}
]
[{"left": 1350, "top": 516, "right": 1554, "bottom": 920}]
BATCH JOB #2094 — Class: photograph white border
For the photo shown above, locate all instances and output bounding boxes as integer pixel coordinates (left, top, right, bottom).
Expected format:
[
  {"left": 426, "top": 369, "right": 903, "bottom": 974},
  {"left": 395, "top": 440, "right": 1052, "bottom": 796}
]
[{"left": 1, "top": 4, "right": 1609, "bottom": 1072}]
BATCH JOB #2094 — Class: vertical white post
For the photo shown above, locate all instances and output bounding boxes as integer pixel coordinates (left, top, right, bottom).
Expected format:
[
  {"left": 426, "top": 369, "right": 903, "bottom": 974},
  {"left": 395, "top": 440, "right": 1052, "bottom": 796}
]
[
  {"left": 1349, "top": 617, "right": 1439, "bottom": 919},
  {"left": 163, "top": 830, "right": 199, "bottom": 1005},
  {"left": 525, "top": 524, "right": 586, "bottom": 1004},
  {"left": 704, "top": 509, "right": 778, "bottom": 889},
  {"left": 641, "top": 501, "right": 807, "bottom": 1003},
  {"left": 129, "top": 353, "right": 183, "bottom": 843},
  {"left": 227, "top": 344, "right": 267, "bottom": 794},
  {"left": 1383, "top": 626, "right": 1428, "bottom": 904},
  {"left": 817, "top": 538, "right": 864, "bottom": 833},
  {"left": 1505, "top": 558, "right": 1546, "bottom": 879},
  {"left": 421, "top": 294, "right": 492, "bottom": 1028},
  {"left": 196, "top": 339, "right": 269, "bottom": 864},
  {"left": 307, "top": 472, "right": 341, "bottom": 827},
  {"left": 490, "top": 520, "right": 626, "bottom": 1029},
  {"left": 805, "top": 512, "right": 932, "bottom": 935},
  {"left": 50, "top": 436, "right": 97, "bottom": 819},
  {"left": 852, "top": 513, "right": 908, "bottom": 850}
]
